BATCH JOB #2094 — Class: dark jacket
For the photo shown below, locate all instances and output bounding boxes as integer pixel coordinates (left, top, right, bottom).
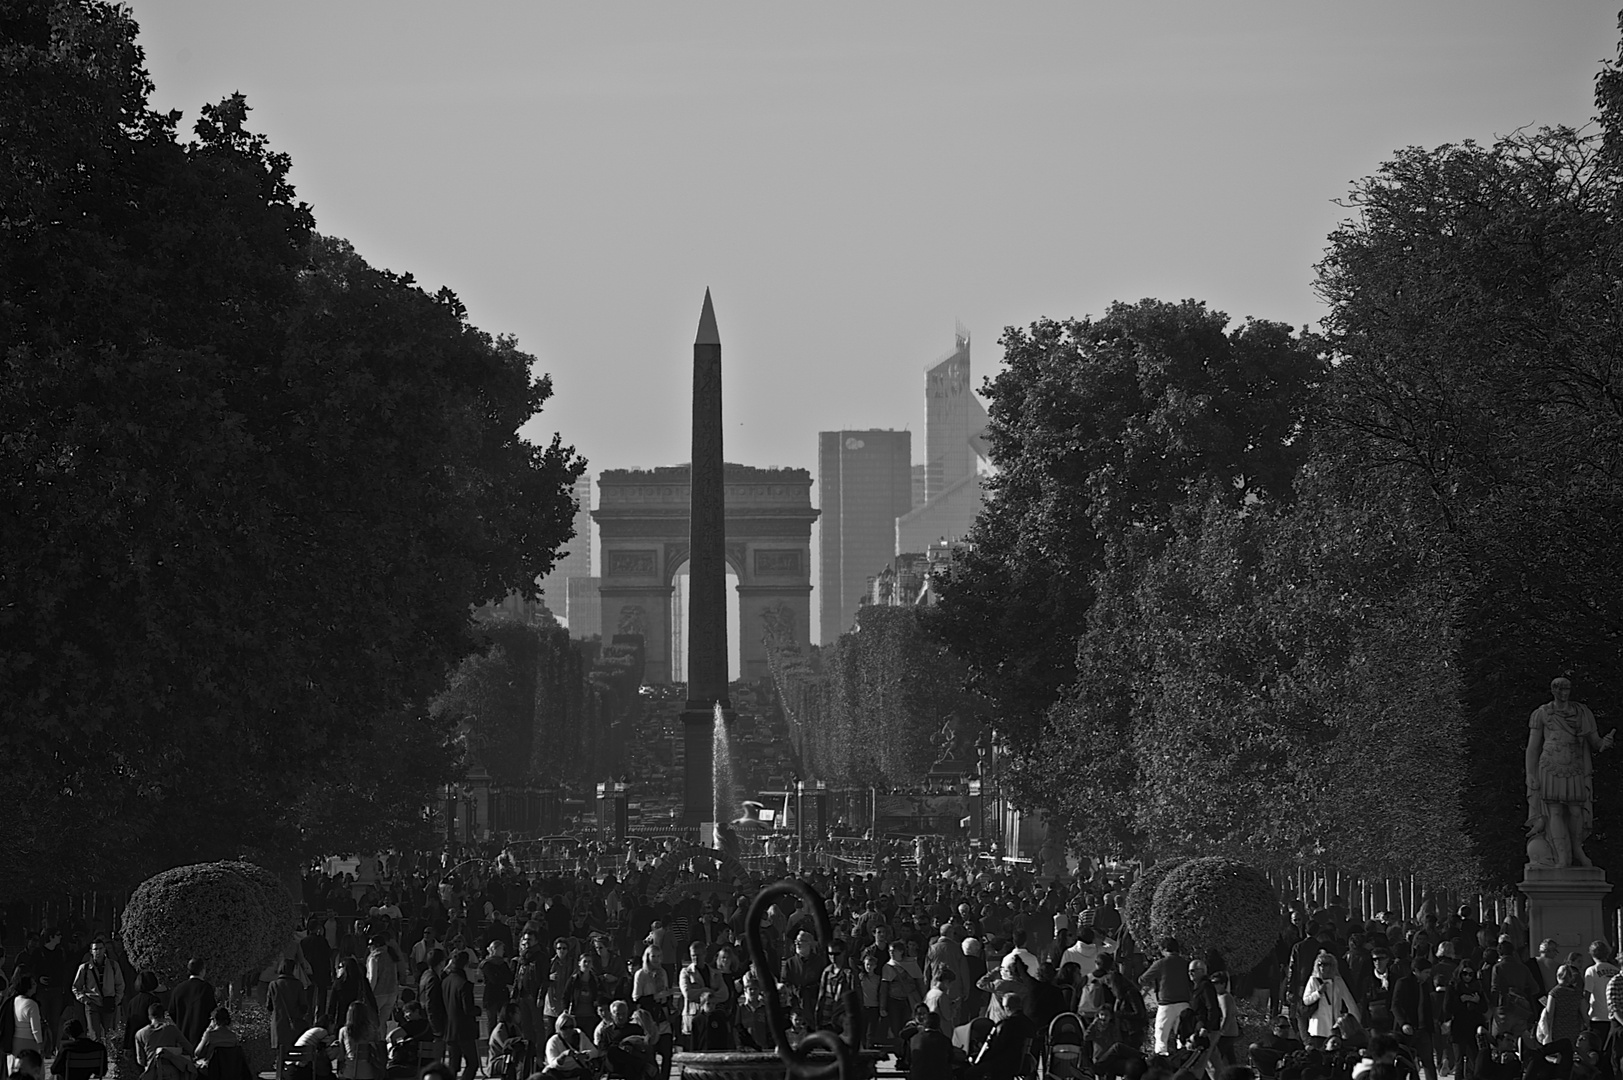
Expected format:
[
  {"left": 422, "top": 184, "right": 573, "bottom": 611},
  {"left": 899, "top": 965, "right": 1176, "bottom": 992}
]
[
  {"left": 326, "top": 968, "right": 376, "bottom": 1032},
  {"left": 1189, "top": 976, "right": 1222, "bottom": 1035},
  {"left": 418, "top": 968, "right": 447, "bottom": 1037},
  {"left": 169, "top": 976, "right": 218, "bottom": 1048},
  {"left": 442, "top": 969, "right": 478, "bottom": 1044},
  {"left": 1142, "top": 954, "right": 1191, "bottom": 1006},
  {"left": 1443, "top": 982, "right": 1488, "bottom": 1040},
  {"left": 971, "top": 1011, "right": 1037, "bottom": 1080},
  {"left": 1363, "top": 970, "right": 1397, "bottom": 1033},
  {"left": 1392, "top": 972, "right": 1436, "bottom": 1034},
  {"left": 124, "top": 985, "right": 160, "bottom": 1057},
  {"left": 907, "top": 1028, "right": 955, "bottom": 1080},
  {"left": 266, "top": 976, "right": 309, "bottom": 1051},
  {"left": 299, "top": 936, "right": 333, "bottom": 988}
]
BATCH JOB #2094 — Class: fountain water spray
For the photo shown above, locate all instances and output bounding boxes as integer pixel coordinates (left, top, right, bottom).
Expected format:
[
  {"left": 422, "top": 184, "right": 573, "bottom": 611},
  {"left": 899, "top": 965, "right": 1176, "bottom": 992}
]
[{"left": 712, "top": 700, "right": 736, "bottom": 833}]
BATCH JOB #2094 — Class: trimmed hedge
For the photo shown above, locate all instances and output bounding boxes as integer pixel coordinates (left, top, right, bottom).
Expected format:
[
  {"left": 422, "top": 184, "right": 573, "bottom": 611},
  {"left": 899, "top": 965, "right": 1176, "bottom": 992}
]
[
  {"left": 122, "top": 861, "right": 293, "bottom": 983},
  {"left": 1125, "top": 858, "right": 1188, "bottom": 946},
  {"left": 1147, "top": 856, "right": 1280, "bottom": 974}
]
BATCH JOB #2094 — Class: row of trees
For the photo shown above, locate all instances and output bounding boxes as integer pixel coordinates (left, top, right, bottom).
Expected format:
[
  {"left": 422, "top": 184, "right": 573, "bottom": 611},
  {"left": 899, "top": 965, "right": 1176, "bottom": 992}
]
[
  {"left": 0, "top": 2, "right": 585, "bottom": 895},
  {"left": 767, "top": 605, "right": 980, "bottom": 789},
  {"left": 933, "top": 24, "right": 1623, "bottom": 886},
  {"left": 431, "top": 615, "right": 643, "bottom": 790}
]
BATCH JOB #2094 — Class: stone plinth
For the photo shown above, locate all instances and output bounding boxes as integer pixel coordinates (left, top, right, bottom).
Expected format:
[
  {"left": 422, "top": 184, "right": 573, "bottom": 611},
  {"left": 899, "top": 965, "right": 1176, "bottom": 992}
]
[{"left": 1520, "top": 865, "right": 1612, "bottom": 954}]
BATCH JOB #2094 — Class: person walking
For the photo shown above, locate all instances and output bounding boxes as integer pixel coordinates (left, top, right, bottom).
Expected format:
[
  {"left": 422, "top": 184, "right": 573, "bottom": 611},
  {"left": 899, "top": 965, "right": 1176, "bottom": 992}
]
[
  {"left": 267, "top": 961, "right": 310, "bottom": 1080},
  {"left": 440, "top": 953, "right": 478, "bottom": 1080},
  {"left": 1394, "top": 955, "right": 1441, "bottom": 1080},
  {"left": 299, "top": 921, "right": 334, "bottom": 1025},
  {"left": 1584, "top": 940, "right": 1621, "bottom": 1080},
  {"left": 1303, "top": 951, "right": 1361, "bottom": 1047},
  {"left": 1443, "top": 963, "right": 1488, "bottom": 1080},
  {"left": 365, "top": 938, "right": 400, "bottom": 1030},
  {"left": 71, "top": 940, "right": 125, "bottom": 1046},
  {"left": 328, "top": 956, "right": 377, "bottom": 1035},
  {"left": 1140, "top": 937, "right": 1193, "bottom": 1055},
  {"left": 168, "top": 959, "right": 216, "bottom": 1051},
  {"left": 1536, "top": 964, "right": 1588, "bottom": 1047},
  {"left": 478, "top": 941, "right": 512, "bottom": 1045},
  {"left": 5, "top": 975, "right": 46, "bottom": 1075}
]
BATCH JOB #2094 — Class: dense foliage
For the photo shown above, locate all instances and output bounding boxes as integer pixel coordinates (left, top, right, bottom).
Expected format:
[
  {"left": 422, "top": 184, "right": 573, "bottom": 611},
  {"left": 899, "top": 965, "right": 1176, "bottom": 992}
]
[
  {"left": 121, "top": 862, "right": 293, "bottom": 982},
  {"left": 1124, "top": 858, "right": 1188, "bottom": 947},
  {"left": 929, "top": 25, "right": 1623, "bottom": 887},
  {"left": 1148, "top": 857, "right": 1280, "bottom": 975},
  {"left": 929, "top": 300, "right": 1326, "bottom": 757},
  {"left": 0, "top": 1, "right": 584, "bottom": 895},
  {"left": 1019, "top": 486, "right": 1474, "bottom": 880},
  {"left": 1312, "top": 115, "right": 1623, "bottom": 882},
  {"left": 431, "top": 615, "right": 637, "bottom": 789},
  {"left": 767, "top": 605, "right": 982, "bottom": 789}
]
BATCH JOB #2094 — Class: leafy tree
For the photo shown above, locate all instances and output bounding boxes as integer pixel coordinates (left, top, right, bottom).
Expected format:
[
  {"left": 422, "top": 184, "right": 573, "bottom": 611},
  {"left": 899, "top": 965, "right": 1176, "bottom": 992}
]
[
  {"left": 930, "top": 301, "right": 1326, "bottom": 758},
  {"left": 430, "top": 615, "right": 632, "bottom": 794},
  {"left": 1015, "top": 477, "right": 1475, "bottom": 883},
  {"left": 0, "top": 0, "right": 584, "bottom": 894},
  {"left": 1315, "top": 115, "right": 1623, "bottom": 883},
  {"left": 768, "top": 605, "right": 981, "bottom": 788}
]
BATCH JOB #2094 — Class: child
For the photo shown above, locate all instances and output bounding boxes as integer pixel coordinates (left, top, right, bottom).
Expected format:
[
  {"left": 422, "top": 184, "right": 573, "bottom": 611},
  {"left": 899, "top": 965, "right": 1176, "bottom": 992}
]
[
  {"left": 1213, "top": 971, "right": 1241, "bottom": 1066},
  {"left": 734, "top": 975, "right": 772, "bottom": 1052}
]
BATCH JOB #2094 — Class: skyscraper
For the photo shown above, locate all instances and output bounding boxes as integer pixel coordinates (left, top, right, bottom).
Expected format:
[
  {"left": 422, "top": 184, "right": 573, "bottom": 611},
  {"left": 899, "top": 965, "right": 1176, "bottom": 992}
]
[
  {"left": 818, "top": 429, "right": 912, "bottom": 644},
  {"left": 540, "top": 471, "right": 593, "bottom": 621},
  {"left": 898, "top": 330, "right": 990, "bottom": 554}
]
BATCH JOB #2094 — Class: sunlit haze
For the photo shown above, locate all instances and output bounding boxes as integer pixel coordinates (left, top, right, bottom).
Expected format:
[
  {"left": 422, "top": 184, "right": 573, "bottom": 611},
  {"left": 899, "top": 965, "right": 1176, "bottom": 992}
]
[{"left": 128, "top": 2, "right": 1615, "bottom": 527}]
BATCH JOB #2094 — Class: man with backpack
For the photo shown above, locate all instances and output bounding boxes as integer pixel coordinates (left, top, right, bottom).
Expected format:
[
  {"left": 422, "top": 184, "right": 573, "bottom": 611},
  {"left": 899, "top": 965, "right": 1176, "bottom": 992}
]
[{"left": 72, "top": 939, "right": 125, "bottom": 1045}]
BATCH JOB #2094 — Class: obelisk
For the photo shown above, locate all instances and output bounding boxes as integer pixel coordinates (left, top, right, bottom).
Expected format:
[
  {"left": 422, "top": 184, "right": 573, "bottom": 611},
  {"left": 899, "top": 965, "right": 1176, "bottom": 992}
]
[{"left": 681, "top": 289, "right": 733, "bottom": 831}]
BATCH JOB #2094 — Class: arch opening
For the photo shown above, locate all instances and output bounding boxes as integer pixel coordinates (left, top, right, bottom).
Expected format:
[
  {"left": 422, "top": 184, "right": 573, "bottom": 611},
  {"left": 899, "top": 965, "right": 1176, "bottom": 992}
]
[{"left": 670, "top": 559, "right": 741, "bottom": 684}]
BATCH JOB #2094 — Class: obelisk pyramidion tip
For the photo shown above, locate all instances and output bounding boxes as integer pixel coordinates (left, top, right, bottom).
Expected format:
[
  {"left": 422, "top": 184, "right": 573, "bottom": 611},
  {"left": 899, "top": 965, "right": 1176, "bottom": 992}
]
[{"left": 695, "top": 288, "right": 719, "bottom": 346}]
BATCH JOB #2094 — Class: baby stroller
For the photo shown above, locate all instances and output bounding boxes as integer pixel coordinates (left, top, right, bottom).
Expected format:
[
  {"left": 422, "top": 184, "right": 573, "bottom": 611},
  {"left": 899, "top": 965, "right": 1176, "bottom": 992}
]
[{"left": 1045, "top": 1013, "right": 1090, "bottom": 1080}]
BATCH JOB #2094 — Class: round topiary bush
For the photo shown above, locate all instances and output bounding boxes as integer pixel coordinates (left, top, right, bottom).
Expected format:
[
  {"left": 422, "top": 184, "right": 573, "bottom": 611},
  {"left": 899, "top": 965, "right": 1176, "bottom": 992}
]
[
  {"left": 1125, "top": 858, "right": 1188, "bottom": 946},
  {"left": 122, "top": 861, "right": 294, "bottom": 983},
  {"left": 1147, "top": 856, "right": 1280, "bottom": 974}
]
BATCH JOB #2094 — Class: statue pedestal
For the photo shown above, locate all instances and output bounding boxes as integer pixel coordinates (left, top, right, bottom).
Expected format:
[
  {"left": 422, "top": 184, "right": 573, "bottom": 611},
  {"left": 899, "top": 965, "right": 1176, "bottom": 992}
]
[{"left": 1519, "top": 865, "right": 1611, "bottom": 954}]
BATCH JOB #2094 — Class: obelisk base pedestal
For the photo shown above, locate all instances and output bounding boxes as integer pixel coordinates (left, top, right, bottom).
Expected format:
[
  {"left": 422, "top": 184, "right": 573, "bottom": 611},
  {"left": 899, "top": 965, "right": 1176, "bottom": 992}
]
[{"left": 1519, "top": 865, "right": 1611, "bottom": 954}]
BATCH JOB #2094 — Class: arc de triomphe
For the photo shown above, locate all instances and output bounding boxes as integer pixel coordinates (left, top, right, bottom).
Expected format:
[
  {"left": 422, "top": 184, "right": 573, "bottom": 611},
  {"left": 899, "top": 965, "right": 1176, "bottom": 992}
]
[{"left": 592, "top": 464, "right": 816, "bottom": 683}]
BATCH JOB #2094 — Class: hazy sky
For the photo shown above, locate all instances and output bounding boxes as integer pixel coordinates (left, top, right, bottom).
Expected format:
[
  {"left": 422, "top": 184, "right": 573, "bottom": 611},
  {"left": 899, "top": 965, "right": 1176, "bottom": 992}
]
[{"left": 128, "top": 2, "right": 1614, "bottom": 488}]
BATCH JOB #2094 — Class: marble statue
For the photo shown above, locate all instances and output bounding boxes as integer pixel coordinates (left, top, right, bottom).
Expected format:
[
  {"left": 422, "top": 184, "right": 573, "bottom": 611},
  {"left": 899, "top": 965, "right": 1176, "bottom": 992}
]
[{"left": 1526, "top": 677, "right": 1615, "bottom": 868}]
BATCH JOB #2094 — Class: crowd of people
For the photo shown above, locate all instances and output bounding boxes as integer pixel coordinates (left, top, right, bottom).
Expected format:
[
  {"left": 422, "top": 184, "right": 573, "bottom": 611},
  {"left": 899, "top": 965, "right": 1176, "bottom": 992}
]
[{"left": 6, "top": 841, "right": 1623, "bottom": 1080}]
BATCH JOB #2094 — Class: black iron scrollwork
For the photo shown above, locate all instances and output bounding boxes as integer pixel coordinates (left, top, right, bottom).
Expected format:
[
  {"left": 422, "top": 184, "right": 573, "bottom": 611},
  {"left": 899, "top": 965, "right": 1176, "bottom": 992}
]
[{"left": 744, "top": 879, "right": 863, "bottom": 1080}]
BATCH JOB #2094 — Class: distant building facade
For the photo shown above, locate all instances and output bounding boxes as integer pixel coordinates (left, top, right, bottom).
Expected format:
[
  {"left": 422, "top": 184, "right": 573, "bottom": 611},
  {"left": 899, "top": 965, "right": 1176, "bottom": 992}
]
[
  {"left": 566, "top": 576, "right": 602, "bottom": 639},
  {"left": 540, "top": 472, "right": 593, "bottom": 622},
  {"left": 864, "top": 540, "right": 968, "bottom": 610},
  {"left": 897, "top": 331, "right": 990, "bottom": 554},
  {"left": 818, "top": 429, "right": 913, "bottom": 645}
]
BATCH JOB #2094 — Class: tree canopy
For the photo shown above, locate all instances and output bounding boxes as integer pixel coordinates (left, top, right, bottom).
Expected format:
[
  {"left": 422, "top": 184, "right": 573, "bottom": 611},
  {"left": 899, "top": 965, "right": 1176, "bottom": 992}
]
[
  {"left": 1314, "top": 118, "right": 1623, "bottom": 882},
  {"left": 768, "top": 604, "right": 981, "bottom": 789},
  {"left": 0, "top": 0, "right": 584, "bottom": 894},
  {"left": 929, "top": 301, "right": 1326, "bottom": 757},
  {"left": 930, "top": 25, "right": 1623, "bottom": 886}
]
